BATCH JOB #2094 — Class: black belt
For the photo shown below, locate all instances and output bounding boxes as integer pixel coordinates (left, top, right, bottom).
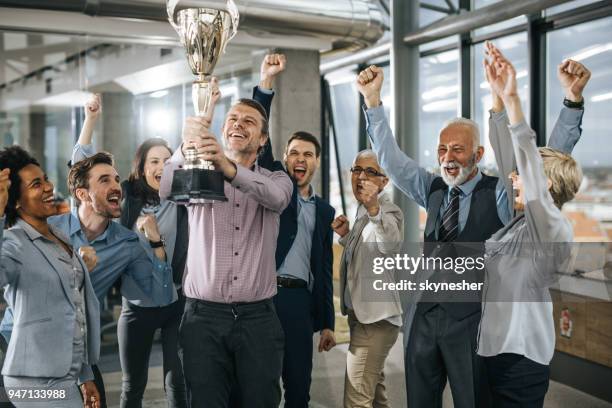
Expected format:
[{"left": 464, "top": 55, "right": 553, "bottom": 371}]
[{"left": 277, "top": 276, "right": 307, "bottom": 289}]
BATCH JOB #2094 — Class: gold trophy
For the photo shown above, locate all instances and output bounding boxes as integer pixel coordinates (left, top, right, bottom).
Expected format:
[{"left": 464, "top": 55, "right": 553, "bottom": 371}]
[{"left": 167, "top": 0, "right": 239, "bottom": 203}]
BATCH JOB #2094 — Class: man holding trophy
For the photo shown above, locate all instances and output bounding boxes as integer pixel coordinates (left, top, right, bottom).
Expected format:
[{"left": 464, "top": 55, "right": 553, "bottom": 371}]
[{"left": 160, "top": 1, "right": 293, "bottom": 406}]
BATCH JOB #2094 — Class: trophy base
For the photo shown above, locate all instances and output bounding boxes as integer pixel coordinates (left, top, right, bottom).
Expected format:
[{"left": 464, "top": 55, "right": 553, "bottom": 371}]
[{"left": 169, "top": 168, "right": 228, "bottom": 203}]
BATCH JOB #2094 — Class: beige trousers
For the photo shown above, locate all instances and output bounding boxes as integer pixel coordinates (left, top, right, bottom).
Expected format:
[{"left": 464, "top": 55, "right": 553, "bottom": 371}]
[{"left": 344, "top": 312, "right": 400, "bottom": 408}]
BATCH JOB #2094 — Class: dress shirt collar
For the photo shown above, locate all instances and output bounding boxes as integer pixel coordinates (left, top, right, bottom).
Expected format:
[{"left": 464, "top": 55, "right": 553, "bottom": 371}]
[
  {"left": 65, "top": 208, "right": 131, "bottom": 244},
  {"left": 16, "top": 218, "right": 70, "bottom": 246},
  {"left": 453, "top": 168, "right": 483, "bottom": 197},
  {"left": 298, "top": 185, "right": 316, "bottom": 203}
]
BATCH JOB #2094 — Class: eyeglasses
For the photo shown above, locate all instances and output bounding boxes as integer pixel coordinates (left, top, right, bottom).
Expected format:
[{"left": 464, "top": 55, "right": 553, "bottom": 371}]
[{"left": 350, "top": 166, "right": 386, "bottom": 178}]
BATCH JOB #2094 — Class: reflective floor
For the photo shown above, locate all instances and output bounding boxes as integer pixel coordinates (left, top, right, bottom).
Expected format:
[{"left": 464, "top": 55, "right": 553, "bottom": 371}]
[{"left": 98, "top": 333, "right": 612, "bottom": 408}]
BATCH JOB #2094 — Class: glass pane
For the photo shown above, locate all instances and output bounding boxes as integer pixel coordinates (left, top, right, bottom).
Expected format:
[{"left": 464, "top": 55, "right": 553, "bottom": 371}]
[
  {"left": 328, "top": 74, "right": 360, "bottom": 220},
  {"left": 0, "top": 31, "right": 254, "bottom": 198},
  {"left": 420, "top": 35, "right": 459, "bottom": 53},
  {"left": 473, "top": 16, "right": 527, "bottom": 37},
  {"left": 546, "top": 16, "right": 612, "bottom": 240},
  {"left": 419, "top": 49, "right": 460, "bottom": 170},
  {"left": 472, "top": 0, "right": 526, "bottom": 37},
  {"left": 546, "top": 0, "right": 602, "bottom": 16},
  {"left": 473, "top": 32, "right": 529, "bottom": 173},
  {"left": 420, "top": 0, "right": 459, "bottom": 27}
]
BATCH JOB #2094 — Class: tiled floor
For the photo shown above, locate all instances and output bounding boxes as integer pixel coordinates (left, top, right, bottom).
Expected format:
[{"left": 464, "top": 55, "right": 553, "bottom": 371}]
[{"left": 99, "top": 334, "right": 612, "bottom": 408}]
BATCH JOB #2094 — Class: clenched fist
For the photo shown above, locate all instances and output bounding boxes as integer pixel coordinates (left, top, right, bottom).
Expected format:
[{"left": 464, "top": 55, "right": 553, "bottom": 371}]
[
  {"left": 356, "top": 65, "right": 384, "bottom": 108},
  {"left": 136, "top": 214, "right": 161, "bottom": 242},
  {"left": 318, "top": 329, "right": 336, "bottom": 352},
  {"left": 80, "top": 381, "right": 101, "bottom": 408},
  {"left": 331, "top": 215, "right": 350, "bottom": 238},
  {"left": 357, "top": 180, "right": 381, "bottom": 216},
  {"left": 85, "top": 94, "right": 102, "bottom": 121},
  {"left": 557, "top": 59, "right": 591, "bottom": 103},
  {"left": 181, "top": 116, "right": 212, "bottom": 154},
  {"left": 78, "top": 246, "right": 98, "bottom": 272},
  {"left": 0, "top": 169, "right": 10, "bottom": 218},
  {"left": 260, "top": 53, "right": 287, "bottom": 89}
]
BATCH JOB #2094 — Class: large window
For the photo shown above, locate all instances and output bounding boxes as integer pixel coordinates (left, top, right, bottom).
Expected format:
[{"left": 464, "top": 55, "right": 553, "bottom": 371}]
[
  {"left": 473, "top": 33, "right": 529, "bottom": 173},
  {"left": 327, "top": 69, "right": 360, "bottom": 219},
  {"left": 546, "top": 16, "right": 612, "bottom": 237},
  {"left": 418, "top": 49, "right": 460, "bottom": 170},
  {"left": 0, "top": 31, "right": 254, "bottom": 196}
]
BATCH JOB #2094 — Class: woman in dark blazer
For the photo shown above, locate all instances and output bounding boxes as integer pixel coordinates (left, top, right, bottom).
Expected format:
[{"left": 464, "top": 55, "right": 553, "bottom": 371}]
[{"left": 0, "top": 146, "right": 100, "bottom": 408}]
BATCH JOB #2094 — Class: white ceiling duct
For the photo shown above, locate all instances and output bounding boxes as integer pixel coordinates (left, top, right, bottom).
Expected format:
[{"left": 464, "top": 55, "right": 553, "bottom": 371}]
[{"left": 0, "top": 0, "right": 387, "bottom": 51}]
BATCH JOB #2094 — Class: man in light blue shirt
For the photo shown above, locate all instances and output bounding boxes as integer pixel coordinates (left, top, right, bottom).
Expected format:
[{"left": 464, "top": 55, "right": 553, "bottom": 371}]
[{"left": 0, "top": 152, "right": 173, "bottom": 408}]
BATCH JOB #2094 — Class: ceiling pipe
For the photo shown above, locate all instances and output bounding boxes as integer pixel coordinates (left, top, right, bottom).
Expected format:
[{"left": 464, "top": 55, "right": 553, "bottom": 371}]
[
  {"left": 404, "top": 0, "right": 573, "bottom": 45},
  {"left": 0, "top": 0, "right": 387, "bottom": 51},
  {"left": 321, "top": 0, "right": 576, "bottom": 74}
]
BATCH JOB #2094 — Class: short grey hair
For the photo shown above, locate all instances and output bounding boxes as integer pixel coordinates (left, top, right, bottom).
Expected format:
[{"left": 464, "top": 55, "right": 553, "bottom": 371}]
[
  {"left": 439, "top": 117, "right": 481, "bottom": 152},
  {"left": 353, "top": 149, "right": 386, "bottom": 175}
]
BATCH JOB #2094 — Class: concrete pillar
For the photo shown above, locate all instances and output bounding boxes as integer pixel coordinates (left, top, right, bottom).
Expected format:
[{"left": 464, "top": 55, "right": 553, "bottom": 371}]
[
  {"left": 391, "top": 0, "right": 420, "bottom": 341},
  {"left": 100, "top": 92, "right": 136, "bottom": 179},
  {"left": 0, "top": 34, "right": 5, "bottom": 86},
  {"left": 28, "top": 111, "right": 46, "bottom": 168},
  {"left": 252, "top": 48, "right": 322, "bottom": 191},
  {"left": 392, "top": 0, "right": 420, "bottom": 244}
]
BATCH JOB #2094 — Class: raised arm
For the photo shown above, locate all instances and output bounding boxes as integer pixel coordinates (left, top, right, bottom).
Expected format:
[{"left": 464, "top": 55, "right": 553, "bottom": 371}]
[
  {"left": 357, "top": 66, "right": 437, "bottom": 208},
  {"left": 0, "top": 173, "right": 22, "bottom": 287},
  {"left": 255, "top": 53, "right": 286, "bottom": 170},
  {"left": 490, "top": 50, "right": 571, "bottom": 244},
  {"left": 548, "top": 60, "right": 590, "bottom": 154},
  {"left": 484, "top": 42, "right": 516, "bottom": 221},
  {"left": 125, "top": 238, "right": 174, "bottom": 305},
  {"left": 230, "top": 166, "right": 293, "bottom": 212},
  {"left": 72, "top": 94, "right": 102, "bottom": 164}
]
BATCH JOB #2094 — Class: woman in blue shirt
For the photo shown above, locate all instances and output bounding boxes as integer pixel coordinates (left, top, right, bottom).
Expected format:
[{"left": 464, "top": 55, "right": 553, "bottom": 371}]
[{"left": 117, "top": 138, "right": 188, "bottom": 408}]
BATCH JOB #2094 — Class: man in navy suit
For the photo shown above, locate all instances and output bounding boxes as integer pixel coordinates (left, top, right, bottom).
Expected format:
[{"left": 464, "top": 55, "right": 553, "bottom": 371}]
[{"left": 253, "top": 54, "right": 337, "bottom": 408}]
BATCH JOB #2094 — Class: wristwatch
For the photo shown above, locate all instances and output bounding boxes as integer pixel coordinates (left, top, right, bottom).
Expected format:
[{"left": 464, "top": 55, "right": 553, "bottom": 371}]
[
  {"left": 563, "top": 97, "right": 584, "bottom": 109},
  {"left": 149, "top": 236, "right": 165, "bottom": 248}
]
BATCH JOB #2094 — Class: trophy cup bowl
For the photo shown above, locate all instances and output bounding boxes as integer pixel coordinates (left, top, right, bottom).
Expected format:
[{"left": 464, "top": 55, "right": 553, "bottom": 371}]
[{"left": 167, "top": 0, "right": 239, "bottom": 203}]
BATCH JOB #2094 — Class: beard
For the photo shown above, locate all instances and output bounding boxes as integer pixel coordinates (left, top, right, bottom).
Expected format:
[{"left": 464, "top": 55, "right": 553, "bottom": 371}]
[{"left": 440, "top": 154, "right": 477, "bottom": 186}]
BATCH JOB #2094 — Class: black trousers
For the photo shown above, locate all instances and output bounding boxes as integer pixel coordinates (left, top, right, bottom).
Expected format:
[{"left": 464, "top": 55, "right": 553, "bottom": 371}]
[
  {"left": 117, "top": 296, "right": 187, "bottom": 408},
  {"left": 482, "top": 353, "right": 550, "bottom": 408},
  {"left": 405, "top": 305, "right": 489, "bottom": 408},
  {"left": 273, "top": 287, "right": 313, "bottom": 408},
  {"left": 179, "top": 297, "right": 284, "bottom": 408}
]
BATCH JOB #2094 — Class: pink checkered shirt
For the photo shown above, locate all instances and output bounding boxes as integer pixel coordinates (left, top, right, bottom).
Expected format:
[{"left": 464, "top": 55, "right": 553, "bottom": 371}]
[{"left": 160, "top": 149, "right": 292, "bottom": 303}]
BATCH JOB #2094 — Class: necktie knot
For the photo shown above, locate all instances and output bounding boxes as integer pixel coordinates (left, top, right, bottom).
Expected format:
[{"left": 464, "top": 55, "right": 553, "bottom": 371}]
[{"left": 450, "top": 187, "right": 461, "bottom": 198}]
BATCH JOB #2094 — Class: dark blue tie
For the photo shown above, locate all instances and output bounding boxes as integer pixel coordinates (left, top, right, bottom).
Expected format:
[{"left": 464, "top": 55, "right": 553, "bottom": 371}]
[{"left": 439, "top": 187, "right": 461, "bottom": 242}]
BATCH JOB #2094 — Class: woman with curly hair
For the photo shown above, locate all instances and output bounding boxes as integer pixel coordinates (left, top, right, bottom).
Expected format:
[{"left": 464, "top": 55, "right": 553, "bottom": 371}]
[{"left": 0, "top": 146, "right": 100, "bottom": 408}]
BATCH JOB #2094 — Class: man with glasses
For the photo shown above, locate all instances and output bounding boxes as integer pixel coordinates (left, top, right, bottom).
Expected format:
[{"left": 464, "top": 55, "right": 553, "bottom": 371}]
[{"left": 332, "top": 149, "right": 403, "bottom": 408}]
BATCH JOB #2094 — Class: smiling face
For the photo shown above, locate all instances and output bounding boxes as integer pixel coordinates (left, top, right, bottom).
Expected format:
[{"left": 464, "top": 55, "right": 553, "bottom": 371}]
[
  {"left": 284, "top": 139, "right": 320, "bottom": 188},
  {"left": 143, "top": 145, "right": 171, "bottom": 191},
  {"left": 222, "top": 103, "right": 268, "bottom": 156},
  {"left": 437, "top": 124, "right": 483, "bottom": 186},
  {"left": 350, "top": 154, "right": 388, "bottom": 202},
  {"left": 76, "top": 163, "right": 122, "bottom": 218},
  {"left": 16, "top": 164, "right": 57, "bottom": 222}
]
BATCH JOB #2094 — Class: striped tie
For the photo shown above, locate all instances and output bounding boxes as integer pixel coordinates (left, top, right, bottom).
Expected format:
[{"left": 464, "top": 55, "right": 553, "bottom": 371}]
[{"left": 439, "top": 187, "right": 461, "bottom": 242}]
